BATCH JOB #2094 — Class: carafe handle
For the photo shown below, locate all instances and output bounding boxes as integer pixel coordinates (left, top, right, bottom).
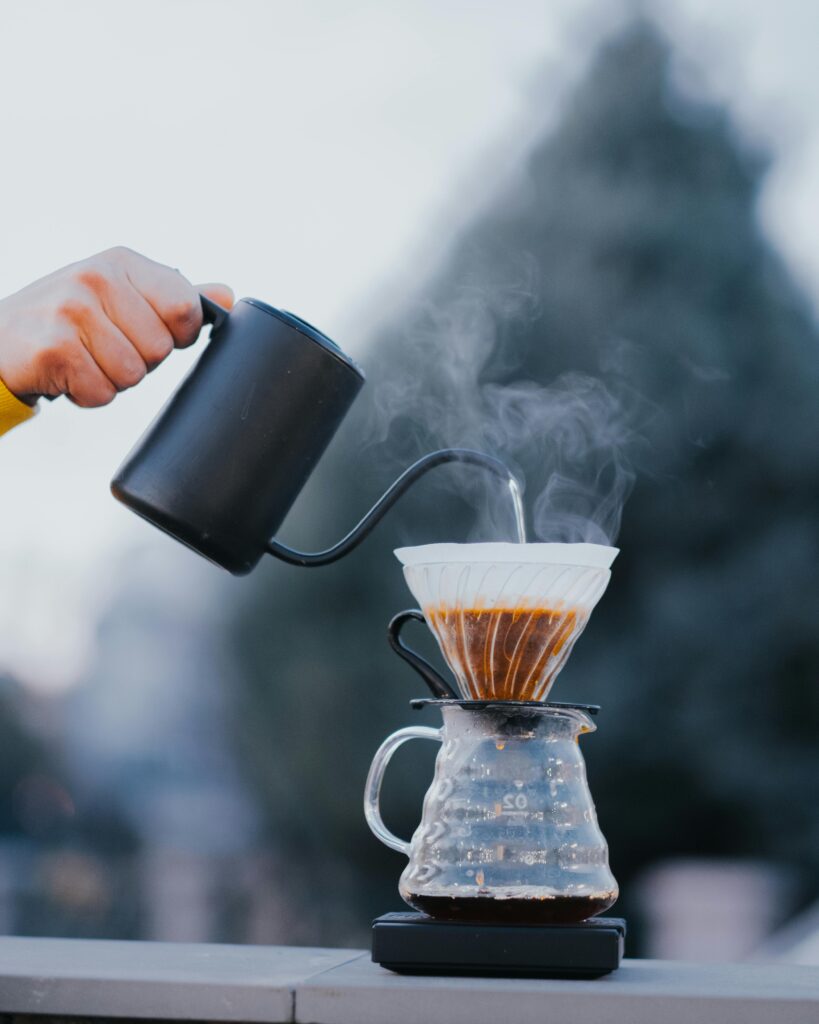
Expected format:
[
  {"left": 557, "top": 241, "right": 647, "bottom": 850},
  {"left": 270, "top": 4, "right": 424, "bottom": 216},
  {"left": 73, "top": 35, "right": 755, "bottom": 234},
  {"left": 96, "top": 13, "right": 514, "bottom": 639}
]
[{"left": 364, "top": 725, "right": 442, "bottom": 856}]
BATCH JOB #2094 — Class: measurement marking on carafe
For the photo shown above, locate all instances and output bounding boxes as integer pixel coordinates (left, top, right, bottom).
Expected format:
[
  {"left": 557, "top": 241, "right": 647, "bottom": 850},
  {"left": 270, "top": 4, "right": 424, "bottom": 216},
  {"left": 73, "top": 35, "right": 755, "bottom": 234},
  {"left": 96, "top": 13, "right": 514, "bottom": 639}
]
[{"left": 503, "top": 792, "right": 529, "bottom": 810}]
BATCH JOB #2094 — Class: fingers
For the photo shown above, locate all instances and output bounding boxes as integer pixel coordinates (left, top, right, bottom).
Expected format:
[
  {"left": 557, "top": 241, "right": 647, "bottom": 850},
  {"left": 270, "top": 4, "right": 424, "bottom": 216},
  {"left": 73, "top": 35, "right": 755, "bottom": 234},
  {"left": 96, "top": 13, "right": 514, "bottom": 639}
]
[
  {"left": 74, "top": 303, "right": 148, "bottom": 391},
  {"left": 111, "top": 247, "right": 202, "bottom": 347},
  {"left": 42, "top": 339, "right": 118, "bottom": 408},
  {"left": 69, "top": 352, "right": 118, "bottom": 408},
  {"left": 6, "top": 248, "right": 234, "bottom": 405},
  {"left": 95, "top": 277, "right": 175, "bottom": 370},
  {"left": 108, "top": 247, "right": 231, "bottom": 349},
  {"left": 197, "top": 282, "right": 235, "bottom": 311}
]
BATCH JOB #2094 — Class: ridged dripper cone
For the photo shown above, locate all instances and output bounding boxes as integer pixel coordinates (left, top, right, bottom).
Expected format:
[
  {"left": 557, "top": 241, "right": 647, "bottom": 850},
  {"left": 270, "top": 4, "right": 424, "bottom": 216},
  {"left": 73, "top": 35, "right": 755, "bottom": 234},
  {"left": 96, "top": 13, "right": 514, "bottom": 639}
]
[{"left": 394, "top": 543, "right": 618, "bottom": 702}]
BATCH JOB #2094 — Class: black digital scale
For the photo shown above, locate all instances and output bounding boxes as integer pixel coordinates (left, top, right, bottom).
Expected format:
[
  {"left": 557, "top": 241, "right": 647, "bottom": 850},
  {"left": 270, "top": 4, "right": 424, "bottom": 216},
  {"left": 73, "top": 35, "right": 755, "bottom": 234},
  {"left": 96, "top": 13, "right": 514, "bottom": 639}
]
[{"left": 372, "top": 912, "right": 626, "bottom": 979}]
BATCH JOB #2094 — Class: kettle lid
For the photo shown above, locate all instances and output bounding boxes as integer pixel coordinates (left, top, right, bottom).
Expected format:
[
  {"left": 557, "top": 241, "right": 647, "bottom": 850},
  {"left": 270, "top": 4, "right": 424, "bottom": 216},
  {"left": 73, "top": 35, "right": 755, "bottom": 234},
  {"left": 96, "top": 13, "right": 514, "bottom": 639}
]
[{"left": 243, "top": 297, "right": 365, "bottom": 380}]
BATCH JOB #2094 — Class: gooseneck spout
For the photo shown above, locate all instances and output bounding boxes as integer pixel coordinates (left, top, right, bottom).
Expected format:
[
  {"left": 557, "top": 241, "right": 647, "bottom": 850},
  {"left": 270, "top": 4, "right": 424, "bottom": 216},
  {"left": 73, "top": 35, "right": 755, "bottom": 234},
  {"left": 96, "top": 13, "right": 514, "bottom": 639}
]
[{"left": 266, "top": 448, "right": 525, "bottom": 568}]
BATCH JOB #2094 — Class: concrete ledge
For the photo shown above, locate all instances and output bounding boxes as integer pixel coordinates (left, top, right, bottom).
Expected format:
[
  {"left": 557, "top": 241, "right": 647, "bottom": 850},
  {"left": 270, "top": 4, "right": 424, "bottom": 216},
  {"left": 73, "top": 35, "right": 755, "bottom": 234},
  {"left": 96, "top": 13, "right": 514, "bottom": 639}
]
[
  {"left": 0, "top": 937, "right": 361, "bottom": 1022},
  {"left": 301, "top": 955, "right": 819, "bottom": 1024},
  {"left": 0, "top": 936, "right": 817, "bottom": 1024}
]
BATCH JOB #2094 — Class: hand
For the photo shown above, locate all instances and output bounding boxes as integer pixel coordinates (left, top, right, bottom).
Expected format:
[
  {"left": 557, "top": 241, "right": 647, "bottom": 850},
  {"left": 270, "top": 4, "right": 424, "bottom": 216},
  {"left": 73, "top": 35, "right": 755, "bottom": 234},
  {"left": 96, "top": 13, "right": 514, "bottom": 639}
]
[{"left": 0, "top": 247, "right": 233, "bottom": 407}]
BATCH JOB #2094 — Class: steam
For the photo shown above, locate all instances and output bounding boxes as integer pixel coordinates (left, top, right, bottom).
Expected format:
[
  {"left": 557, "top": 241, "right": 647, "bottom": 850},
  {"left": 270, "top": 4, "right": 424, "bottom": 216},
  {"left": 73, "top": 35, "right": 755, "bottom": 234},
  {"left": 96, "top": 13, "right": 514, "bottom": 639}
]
[{"left": 367, "top": 270, "right": 644, "bottom": 545}]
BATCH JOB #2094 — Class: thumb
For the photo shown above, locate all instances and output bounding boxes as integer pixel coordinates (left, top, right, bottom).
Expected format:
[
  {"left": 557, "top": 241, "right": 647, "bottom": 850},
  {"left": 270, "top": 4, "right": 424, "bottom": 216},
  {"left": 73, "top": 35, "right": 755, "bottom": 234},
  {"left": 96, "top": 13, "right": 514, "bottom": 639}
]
[{"left": 196, "top": 282, "right": 235, "bottom": 310}]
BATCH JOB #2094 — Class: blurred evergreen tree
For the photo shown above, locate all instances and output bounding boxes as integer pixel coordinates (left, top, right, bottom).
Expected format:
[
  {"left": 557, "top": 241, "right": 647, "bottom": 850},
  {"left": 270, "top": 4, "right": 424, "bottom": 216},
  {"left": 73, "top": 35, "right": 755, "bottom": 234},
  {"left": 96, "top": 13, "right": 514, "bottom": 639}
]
[
  {"left": 14, "top": 813, "right": 142, "bottom": 940},
  {"left": 0, "top": 675, "right": 53, "bottom": 836},
  {"left": 0, "top": 674, "right": 141, "bottom": 938},
  {"left": 229, "top": 20, "right": 819, "bottom": 945}
]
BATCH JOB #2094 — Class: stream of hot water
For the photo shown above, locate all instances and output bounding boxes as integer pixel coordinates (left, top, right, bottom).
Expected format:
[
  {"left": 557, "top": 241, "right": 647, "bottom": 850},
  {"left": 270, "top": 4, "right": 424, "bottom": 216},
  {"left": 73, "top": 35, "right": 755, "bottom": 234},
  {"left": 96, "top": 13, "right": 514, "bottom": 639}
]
[{"left": 508, "top": 476, "right": 527, "bottom": 544}]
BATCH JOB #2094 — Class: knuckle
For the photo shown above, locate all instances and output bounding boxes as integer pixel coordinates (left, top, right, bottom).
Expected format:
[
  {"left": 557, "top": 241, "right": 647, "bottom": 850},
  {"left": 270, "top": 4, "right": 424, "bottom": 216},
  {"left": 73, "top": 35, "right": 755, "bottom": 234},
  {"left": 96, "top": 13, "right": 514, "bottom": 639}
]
[
  {"left": 104, "top": 245, "right": 135, "bottom": 265},
  {"left": 55, "top": 284, "right": 94, "bottom": 324},
  {"left": 73, "top": 263, "right": 113, "bottom": 294},
  {"left": 117, "top": 358, "right": 147, "bottom": 389},
  {"left": 163, "top": 294, "right": 200, "bottom": 346},
  {"left": 142, "top": 332, "right": 174, "bottom": 367},
  {"left": 37, "top": 338, "right": 75, "bottom": 381},
  {"left": 170, "top": 296, "right": 201, "bottom": 336},
  {"left": 79, "top": 379, "right": 116, "bottom": 407}
]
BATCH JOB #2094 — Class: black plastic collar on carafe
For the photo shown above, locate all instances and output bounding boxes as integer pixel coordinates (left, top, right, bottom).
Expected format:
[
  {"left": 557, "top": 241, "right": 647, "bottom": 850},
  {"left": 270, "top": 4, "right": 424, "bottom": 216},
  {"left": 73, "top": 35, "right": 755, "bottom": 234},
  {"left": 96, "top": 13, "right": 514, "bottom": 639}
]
[{"left": 410, "top": 698, "right": 600, "bottom": 714}]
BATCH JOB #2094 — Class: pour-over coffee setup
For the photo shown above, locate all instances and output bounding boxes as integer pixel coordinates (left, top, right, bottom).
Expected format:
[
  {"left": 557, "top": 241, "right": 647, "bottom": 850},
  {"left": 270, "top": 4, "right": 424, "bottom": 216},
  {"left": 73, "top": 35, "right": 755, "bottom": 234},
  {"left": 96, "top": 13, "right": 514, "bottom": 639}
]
[
  {"left": 366, "top": 543, "right": 624, "bottom": 977},
  {"left": 110, "top": 296, "right": 625, "bottom": 979}
]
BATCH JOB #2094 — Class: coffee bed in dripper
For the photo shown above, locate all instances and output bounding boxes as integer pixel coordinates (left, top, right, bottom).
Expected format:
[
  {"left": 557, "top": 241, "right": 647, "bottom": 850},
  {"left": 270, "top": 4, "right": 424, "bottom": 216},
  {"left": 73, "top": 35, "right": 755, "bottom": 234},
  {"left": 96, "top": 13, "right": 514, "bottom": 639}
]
[{"left": 365, "top": 542, "right": 625, "bottom": 978}]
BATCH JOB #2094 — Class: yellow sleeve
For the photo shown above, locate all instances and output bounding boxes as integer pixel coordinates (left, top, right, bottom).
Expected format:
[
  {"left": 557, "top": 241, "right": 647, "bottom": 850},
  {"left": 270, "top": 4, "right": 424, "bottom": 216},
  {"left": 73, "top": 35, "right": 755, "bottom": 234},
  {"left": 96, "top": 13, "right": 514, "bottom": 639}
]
[{"left": 0, "top": 378, "right": 36, "bottom": 436}]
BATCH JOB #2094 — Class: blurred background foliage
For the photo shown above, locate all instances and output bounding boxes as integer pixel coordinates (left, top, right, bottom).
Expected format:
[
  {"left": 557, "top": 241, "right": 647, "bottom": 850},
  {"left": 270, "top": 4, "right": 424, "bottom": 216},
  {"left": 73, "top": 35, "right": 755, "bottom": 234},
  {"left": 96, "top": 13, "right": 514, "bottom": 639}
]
[
  {"left": 229, "top": 20, "right": 819, "bottom": 946},
  {"left": 1, "top": 16, "right": 818, "bottom": 955}
]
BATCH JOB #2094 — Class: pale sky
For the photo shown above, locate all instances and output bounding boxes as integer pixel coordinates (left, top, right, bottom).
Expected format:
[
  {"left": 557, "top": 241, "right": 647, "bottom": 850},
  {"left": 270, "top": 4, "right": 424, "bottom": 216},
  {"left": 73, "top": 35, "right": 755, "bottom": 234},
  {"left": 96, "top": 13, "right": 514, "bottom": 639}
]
[{"left": 1, "top": 0, "right": 819, "bottom": 689}]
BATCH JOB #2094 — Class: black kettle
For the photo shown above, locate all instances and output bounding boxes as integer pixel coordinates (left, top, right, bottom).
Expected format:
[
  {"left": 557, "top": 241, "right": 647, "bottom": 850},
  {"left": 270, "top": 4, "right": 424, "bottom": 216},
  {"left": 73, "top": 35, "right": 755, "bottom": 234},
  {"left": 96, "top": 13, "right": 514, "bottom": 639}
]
[{"left": 111, "top": 296, "right": 521, "bottom": 575}]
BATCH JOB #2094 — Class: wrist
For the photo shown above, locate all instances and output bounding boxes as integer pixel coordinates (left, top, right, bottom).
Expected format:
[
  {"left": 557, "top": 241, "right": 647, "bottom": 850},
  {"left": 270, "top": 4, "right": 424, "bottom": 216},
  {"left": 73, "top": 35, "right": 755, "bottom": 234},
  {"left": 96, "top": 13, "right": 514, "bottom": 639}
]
[
  {"left": 0, "top": 376, "right": 37, "bottom": 435},
  {"left": 0, "top": 368, "right": 38, "bottom": 405}
]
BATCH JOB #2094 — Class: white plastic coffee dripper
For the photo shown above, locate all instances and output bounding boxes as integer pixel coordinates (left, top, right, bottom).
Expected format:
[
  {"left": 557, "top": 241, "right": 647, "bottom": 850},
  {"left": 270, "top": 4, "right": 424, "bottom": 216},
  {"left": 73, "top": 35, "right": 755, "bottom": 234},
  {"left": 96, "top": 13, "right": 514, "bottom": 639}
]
[{"left": 394, "top": 543, "right": 618, "bottom": 701}]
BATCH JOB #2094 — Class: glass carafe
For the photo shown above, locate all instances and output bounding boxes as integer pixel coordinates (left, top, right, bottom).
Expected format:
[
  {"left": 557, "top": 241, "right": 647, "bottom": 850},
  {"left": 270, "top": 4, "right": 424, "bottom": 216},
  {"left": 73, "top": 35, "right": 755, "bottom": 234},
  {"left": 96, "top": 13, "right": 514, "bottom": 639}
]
[{"left": 364, "top": 700, "right": 617, "bottom": 924}]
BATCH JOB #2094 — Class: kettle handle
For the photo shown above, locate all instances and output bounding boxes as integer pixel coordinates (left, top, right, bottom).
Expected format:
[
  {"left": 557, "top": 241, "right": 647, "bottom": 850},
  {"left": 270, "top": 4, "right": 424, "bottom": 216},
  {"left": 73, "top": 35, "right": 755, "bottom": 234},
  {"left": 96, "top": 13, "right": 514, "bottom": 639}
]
[
  {"left": 388, "top": 610, "right": 458, "bottom": 700},
  {"left": 200, "top": 294, "right": 230, "bottom": 330}
]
